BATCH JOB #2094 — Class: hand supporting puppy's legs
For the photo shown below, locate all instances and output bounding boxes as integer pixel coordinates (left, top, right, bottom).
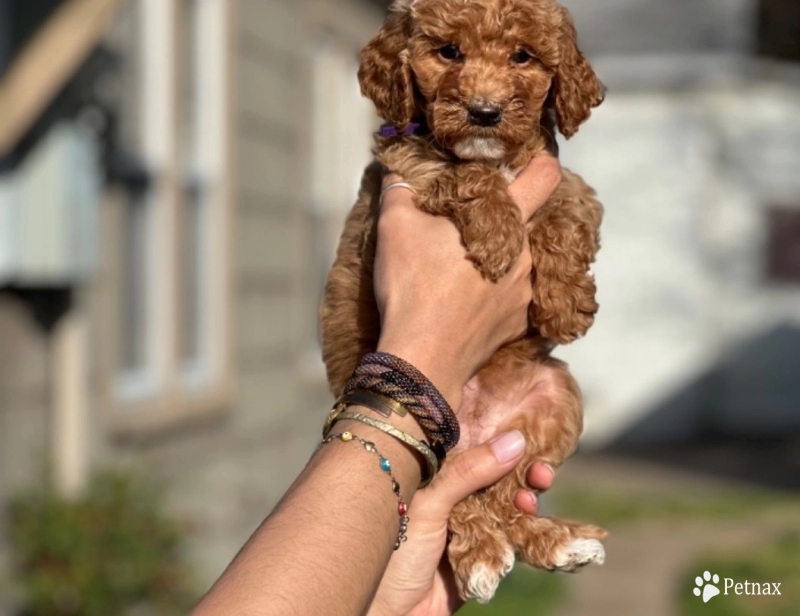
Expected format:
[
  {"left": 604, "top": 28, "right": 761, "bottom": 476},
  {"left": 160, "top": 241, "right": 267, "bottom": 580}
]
[{"left": 447, "top": 354, "right": 607, "bottom": 603}]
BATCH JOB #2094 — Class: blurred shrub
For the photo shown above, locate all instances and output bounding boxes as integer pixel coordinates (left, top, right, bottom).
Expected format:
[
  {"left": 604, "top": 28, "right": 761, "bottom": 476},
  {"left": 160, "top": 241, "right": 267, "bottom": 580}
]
[
  {"left": 679, "top": 533, "right": 800, "bottom": 616},
  {"left": 8, "top": 472, "right": 195, "bottom": 616}
]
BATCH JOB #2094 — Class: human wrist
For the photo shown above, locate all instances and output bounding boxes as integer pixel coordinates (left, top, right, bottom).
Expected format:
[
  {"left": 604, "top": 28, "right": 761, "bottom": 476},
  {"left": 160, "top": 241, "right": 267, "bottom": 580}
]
[
  {"left": 375, "top": 338, "right": 466, "bottom": 411},
  {"left": 333, "top": 405, "right": 440, "bottom": 487},
  {"left": 334, "top": 415, "right": 422, "bottom": 495}
]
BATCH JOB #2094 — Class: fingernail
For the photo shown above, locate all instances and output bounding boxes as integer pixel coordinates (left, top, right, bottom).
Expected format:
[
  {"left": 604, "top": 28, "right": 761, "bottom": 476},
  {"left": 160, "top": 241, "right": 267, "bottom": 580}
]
[
  {"left": 542, "top": 462, "right": 556, "bottom": 480},
  {"left": 528, "top": 490, "right": 539, "bottom": 509},
  {"left": 491, "top": 430, "right": 526, "bottom": 463}
]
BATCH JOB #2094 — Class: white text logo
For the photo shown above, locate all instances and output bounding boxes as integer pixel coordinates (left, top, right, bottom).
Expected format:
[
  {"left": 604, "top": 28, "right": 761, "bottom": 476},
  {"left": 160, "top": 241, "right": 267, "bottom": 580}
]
[{"left": 693, "top": 570, "right": 781, "bottom": 604}]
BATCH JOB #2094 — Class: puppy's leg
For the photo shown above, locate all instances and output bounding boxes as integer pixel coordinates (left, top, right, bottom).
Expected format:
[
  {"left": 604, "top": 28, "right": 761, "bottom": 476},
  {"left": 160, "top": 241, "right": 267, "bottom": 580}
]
[
  {"left": 529, "top": 170, "right": 603, "bottom": 343},
  {"left": 320, "top": 164, "right": 383, "bottom": 395},
  {"left": 448, "top": 497, "right": 515, "bottom": 604},
  {"left": 501, "top": 357, "right": 608, "bottom": 573},
  {"left": 455, "top": 165, "right": 525, "bottom": 282},
  {"left": 415, "top": 163, "right": 524, "bottom": 282},
  {"left": 448, "top": 351, "right": 607, "bottom": 602},
  {"left": 508, "top": 516, "right": 607, "bottom": 572}
]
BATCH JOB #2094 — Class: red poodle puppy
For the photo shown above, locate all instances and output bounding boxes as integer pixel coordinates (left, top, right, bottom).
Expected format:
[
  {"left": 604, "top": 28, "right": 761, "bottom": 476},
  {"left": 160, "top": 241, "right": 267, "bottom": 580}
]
[{"left": 321, "top": 0, "right": 607, "bottom": 602}]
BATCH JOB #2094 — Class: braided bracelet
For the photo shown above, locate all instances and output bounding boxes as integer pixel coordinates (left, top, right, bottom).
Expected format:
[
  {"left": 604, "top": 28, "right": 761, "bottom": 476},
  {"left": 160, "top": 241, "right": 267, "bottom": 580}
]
[
  {"left": 344, "top": 352, "right": 460, "bottom": 453},
  {"left": 320, "top": 431, "right": 410, "bottom": 550}
]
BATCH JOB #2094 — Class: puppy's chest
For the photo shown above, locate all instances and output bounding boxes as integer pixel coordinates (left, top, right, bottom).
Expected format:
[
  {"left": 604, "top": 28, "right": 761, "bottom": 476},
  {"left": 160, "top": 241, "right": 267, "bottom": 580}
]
[{"left": 376, "top": 142, "right": 524, "bottom": 203}]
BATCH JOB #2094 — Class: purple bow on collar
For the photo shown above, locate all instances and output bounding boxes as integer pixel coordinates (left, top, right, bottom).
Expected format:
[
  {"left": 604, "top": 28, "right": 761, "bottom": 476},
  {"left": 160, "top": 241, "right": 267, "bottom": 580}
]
[{"left": 380, "top": 122, "right": 423, "bottom": 138}]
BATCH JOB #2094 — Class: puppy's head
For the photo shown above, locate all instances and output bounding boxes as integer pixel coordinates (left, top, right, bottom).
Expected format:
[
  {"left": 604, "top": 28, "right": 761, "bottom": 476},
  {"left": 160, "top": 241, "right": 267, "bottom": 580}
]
[{"left": 359, "top": 0, "right": 604, "bottom": 161}]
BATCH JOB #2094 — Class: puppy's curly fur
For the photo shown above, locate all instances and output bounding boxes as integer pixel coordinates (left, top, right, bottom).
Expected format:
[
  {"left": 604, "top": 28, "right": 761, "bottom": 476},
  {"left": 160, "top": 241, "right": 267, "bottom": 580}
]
[{"left": 321, "top": 0, "right": 607, "bottom": 603}]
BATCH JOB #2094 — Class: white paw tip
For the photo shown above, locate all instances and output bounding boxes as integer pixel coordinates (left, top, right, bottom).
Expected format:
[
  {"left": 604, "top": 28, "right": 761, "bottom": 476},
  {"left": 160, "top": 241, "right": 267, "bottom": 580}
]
[
  {"left": 501, "top": 546, "right": 516, "bottom": 576},
  {"left": 553, "top": 538, "right": 605, "bottom": 571},
  {"left": 467, "top": 564, "right": 502, "bottom": 604}
]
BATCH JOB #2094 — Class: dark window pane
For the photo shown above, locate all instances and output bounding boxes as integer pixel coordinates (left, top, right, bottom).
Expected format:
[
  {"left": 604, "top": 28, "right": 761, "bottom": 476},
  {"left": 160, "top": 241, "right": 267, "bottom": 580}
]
[
  {"left": 758, "top": 0, "right": 800, "bottom": 63},
  {"left": 767, "top": 207, "right": 800, "bottom": 283}
]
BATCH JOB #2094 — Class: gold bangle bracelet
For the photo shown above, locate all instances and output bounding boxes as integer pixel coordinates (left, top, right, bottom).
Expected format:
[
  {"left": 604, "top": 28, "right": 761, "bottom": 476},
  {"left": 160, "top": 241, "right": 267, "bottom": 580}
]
[
  {"left": 351, "top": 389, "right": 447, "bottom": 465},
  {"left": 343, "top": 390, "right": 409, "bottom": 418},
  {"left": 329, "top": 410, "right": 439, "bottom": 488},
  {"left": 323, "top": 390, "right": 409, "bottom": 443},
  {"left": 324, "top": 390, "right": 447, "bottom": 466}
]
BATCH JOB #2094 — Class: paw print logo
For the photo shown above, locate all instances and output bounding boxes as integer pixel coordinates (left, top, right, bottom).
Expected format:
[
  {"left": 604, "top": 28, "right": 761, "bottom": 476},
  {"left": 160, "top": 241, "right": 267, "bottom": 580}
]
[{"left": 693, "top": 571, "right": 721, "bottom": 603}]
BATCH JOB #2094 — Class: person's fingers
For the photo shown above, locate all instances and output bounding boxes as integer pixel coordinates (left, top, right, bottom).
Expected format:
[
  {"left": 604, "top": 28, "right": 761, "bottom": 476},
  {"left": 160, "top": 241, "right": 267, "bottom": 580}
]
[
  {"left": 379, "top": 186, "right": 417, "bottom": 218},
  {"left": 427, "top": 431, "right": 526, "bottom": 516},
  {"left": 382, "top": 172, "right": 404, "bottom": 188},
  {"left": 508, "top": 154, "right": 562, "bottom": 222},
  {"left": 379, "top": 172, "right": 419, "bottom": 218},
  {"left": 382, "top": 157, "right": 560, "bottom": 222},
  {"left": 514, "top": 489, "right": 539, "bottom": 515},
  {"left": 527, "top": 461, "right": 555, "bottom": 492},
  {"left": 514, "top": 462, "right": 555, "bottom": 514}
]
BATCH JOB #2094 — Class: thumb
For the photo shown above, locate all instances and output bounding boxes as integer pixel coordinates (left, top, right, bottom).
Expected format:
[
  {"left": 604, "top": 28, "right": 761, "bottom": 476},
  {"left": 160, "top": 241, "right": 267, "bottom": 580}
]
[{"left": 431, "top": 431, "right": 526, "bottom": 513}]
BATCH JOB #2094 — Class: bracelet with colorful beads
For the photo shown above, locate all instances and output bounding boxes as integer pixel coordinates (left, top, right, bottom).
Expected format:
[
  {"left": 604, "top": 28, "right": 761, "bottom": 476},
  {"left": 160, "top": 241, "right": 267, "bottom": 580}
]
[{"left": 320, "top": 431, "right": 409, "bottom": 550}]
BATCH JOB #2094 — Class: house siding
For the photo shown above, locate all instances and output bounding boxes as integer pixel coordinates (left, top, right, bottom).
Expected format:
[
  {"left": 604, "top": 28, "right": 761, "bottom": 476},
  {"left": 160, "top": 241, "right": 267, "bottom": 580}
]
[
  {"left": 557, "top": 76, "right": 800, "bottom": 446},
  {"left": 0, "top": 297, "right": 52, "bottom": 616},
  {"left": 0, "top": 0, "right": 377, "bottom": 601},
  {"left": 88, "top": 0, "right": 331, "bottom": 586}
]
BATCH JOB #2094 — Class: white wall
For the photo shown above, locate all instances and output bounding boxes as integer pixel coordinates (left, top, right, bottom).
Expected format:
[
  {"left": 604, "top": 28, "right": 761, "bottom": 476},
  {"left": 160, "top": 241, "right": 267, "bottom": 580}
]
[
  {"left": 556, "top": 78, "right": 800, "bottom": 447},
  {"left": 561, "top": 0, "right": 756, "bottom": 55}
]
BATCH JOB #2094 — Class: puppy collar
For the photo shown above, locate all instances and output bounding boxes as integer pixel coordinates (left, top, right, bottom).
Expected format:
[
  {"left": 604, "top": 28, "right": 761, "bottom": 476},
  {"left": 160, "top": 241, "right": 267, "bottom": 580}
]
[{"left": 379, "top": 122, "right": 426, "bottom": 138}]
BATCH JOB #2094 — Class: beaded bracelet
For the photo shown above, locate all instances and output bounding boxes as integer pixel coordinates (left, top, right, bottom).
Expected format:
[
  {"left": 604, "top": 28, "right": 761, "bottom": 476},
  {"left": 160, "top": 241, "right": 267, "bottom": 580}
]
[
  {"left": 320, "top": 431, "right": 410, "bottom": 550},
  {"left": 344, "top": 352, "right": 460, "bottom": 453},
  {"left": 326, "top": 409, "right": 439, "bottom": 488}
]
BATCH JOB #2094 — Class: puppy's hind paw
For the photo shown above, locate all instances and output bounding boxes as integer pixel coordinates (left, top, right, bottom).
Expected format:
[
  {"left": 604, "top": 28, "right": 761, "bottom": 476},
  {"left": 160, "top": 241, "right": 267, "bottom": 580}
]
[
  {"left": 464, "top": 547, "right": 515, "bottom": 604},
  {"left": 552, "top": 538, "right": 605, "bottom": 572}
]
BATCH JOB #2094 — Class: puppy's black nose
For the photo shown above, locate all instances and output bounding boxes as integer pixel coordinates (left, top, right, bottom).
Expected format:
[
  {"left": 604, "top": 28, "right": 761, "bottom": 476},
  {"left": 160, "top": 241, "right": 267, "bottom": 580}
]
[{"left": 468, "top": 105, "right": 502, "bottom": 127}]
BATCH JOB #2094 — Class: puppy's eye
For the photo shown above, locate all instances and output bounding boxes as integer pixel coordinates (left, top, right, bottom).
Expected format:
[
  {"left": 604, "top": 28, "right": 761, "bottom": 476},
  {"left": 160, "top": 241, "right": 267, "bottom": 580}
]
[
  {"left": 438, "top": 44, "right": 463, "bottom": 61},
  {"left": 511, "top": 49, "right": 534, "bottom": 65}
]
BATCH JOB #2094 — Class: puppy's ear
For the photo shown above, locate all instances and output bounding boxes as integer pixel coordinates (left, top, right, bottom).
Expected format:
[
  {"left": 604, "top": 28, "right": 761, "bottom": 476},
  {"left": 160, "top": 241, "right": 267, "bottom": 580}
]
[
  {"left": 358, "top": 2, "right": 415, "bottom": 128},
  {"left": 552, "top": 8, "right": 604, "bottom": 138}
]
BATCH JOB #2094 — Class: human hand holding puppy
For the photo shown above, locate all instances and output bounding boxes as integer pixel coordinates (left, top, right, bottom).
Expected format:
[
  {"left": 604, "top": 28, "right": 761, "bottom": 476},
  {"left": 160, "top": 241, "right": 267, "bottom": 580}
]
[
  {"left": 369, "top": 154, "right": 562, "bottom": 616},
  {"left": 375, "top": 153, "right": 562, "bottom": 413}
]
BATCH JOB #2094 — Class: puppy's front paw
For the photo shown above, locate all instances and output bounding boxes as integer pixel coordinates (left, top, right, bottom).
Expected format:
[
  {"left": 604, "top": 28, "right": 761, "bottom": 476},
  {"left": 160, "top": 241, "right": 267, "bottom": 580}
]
[
  {"left": 461, "top": 213, "right": 525, "bottom": 282},
  {"left": 509, "top": 516, "right": 608, "bottom": 573},
  {"left": 552, "top": 538, "right": 605, "bottom": 572},
  {"left": 466, "top": 235, "right": 523, "bottom": 282}
]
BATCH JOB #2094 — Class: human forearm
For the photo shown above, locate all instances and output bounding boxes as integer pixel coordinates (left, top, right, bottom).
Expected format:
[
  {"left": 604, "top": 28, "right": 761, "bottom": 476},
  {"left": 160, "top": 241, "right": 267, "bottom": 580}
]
[{"left": 191, "top": 414, "right": 422, "bottom": 616}]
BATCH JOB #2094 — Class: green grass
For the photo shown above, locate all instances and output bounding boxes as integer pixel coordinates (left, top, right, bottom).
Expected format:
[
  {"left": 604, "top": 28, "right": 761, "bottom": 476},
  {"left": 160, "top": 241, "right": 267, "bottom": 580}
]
[
  {"left": 457, "top": 566, "right": 564, "bottom": 616},
  {"left": 551, "top": 484, "right": 799, "bottom": 528},
  {"left": 679, "top": 533, "right": 800, "bottom": 616}
]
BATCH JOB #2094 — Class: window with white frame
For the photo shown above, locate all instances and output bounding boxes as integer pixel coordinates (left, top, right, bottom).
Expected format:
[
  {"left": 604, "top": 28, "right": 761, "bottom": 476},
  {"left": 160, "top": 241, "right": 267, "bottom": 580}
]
[{"left": 113, "top": 0, "right": 231, "bottom": 429}]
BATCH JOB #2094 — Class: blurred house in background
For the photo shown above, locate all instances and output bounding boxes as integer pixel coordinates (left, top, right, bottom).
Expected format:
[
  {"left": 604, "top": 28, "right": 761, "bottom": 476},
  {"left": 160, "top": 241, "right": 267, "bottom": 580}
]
[
  {"left": 556, "top": 0, "right": 800, "bottom": 449},
  {"left": 0, "top": 0, "right": 382, "bottom": 607}
]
